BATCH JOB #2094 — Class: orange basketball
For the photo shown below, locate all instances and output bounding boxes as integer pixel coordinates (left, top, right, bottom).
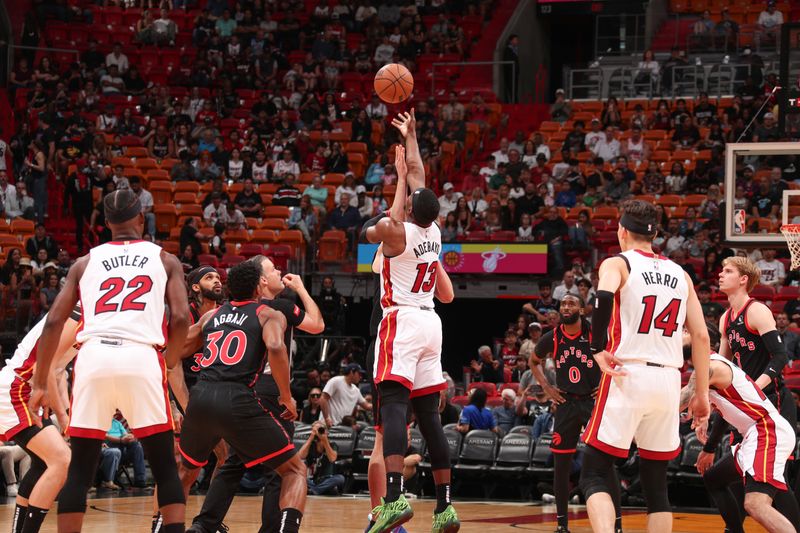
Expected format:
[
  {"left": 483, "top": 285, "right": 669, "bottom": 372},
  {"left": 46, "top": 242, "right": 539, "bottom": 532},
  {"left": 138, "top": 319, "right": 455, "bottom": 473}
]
[{"left": 374, "top": 63, "right": 414, "bottom": 104}]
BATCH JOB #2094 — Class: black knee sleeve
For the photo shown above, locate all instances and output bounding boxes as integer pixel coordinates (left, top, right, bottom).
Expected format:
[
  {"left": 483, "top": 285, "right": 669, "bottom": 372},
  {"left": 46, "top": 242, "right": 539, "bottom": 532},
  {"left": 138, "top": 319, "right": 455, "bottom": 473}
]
[
  {"left": 58, "top": 437, "right": 103, "bottom": 514},
  {"left": 141, "top": 432, "right": 185, "bottom": 508},
  {"left": 17, "top": 452, "right": 47, "bottom": 499},
  {"left": 378, "top": 382, "right": 410, "bottom": 458},
  {"left": 640, "top": 458, "right": 671, "bottom": 514},
  {"left": 578, "top": 445, "right": 617, "bottom": 501},
  {"left": 411, "top": 392, "right": 450, "bottom": 470}
]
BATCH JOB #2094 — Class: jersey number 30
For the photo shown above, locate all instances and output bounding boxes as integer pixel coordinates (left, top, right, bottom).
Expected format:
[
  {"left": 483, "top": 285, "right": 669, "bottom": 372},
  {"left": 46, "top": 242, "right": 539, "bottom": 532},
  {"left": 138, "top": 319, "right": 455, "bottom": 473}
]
[
  {"left": 637, "top": 296, "right": 681, "bottom": 337},
  {"left": 95, "top": 276, "right": 153, "bottom": 314},
  {"left": 198, "top": 330, "right": 248, "bottom": 367}
]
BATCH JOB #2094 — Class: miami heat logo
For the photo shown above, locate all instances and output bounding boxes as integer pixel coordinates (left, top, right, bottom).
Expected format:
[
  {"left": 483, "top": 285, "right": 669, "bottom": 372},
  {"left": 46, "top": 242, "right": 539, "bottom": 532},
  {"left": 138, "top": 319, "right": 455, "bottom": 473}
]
[
  {"left": 481, "top": 247, "right": 507, "bottom": 273},
  {"left": 552, "top": 432, "right": 562, "bottom": 446}
]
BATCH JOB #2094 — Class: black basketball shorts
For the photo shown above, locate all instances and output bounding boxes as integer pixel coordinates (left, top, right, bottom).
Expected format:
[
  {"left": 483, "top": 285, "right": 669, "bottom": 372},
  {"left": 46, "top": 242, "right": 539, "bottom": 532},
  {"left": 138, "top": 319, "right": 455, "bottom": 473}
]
[
  {"left": 178, "top": 381, "right": 295, "bottom": 470},
  {"left": 552, "top": 396, "right": 594, "bottom": 454}
]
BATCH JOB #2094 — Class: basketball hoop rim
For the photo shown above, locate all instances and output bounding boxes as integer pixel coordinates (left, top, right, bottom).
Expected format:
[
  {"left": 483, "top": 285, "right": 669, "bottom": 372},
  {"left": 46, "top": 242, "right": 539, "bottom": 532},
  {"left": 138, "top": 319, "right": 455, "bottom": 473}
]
[{"left": 782, "top": 224, "right": 800, "bottom": 233}]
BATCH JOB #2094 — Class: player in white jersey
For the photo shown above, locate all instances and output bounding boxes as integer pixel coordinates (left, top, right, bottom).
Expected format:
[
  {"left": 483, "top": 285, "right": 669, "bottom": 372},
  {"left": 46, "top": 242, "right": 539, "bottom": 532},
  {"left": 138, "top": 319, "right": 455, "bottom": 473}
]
[
  {"left": 0, "top": 308, "right": 78, "bottom": 533},
  {"left": 366, "top": 135, "right": 457, "bottom": 533},
  {"left": 680, "top": 331, "right": 800, "bottom": 533},
  {"left": 30, "top": 188, "right": 190, "bottom": 533},
  {"left": 579, "top": 199, "right": 710, "bottom": 533}
]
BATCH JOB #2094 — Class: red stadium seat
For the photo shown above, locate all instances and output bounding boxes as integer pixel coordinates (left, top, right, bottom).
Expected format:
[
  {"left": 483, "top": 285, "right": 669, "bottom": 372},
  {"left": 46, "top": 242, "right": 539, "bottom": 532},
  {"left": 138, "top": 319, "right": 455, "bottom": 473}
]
[{"left": 468, "top": 382, "right": 498, "bottom": 396}]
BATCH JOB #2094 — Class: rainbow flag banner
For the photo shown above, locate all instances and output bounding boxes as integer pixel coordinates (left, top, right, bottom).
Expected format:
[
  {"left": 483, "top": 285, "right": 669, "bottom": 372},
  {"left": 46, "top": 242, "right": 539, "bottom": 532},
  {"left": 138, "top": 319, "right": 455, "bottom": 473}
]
[{"left": 357, "top": 243, "right": 548, "bottom": 274}]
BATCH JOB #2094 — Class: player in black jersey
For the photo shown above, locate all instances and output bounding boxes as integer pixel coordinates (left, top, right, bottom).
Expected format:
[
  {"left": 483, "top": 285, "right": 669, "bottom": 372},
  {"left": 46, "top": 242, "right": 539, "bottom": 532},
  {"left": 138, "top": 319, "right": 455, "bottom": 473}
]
[
  {"left": 697, "top": 256, "right": 798, "bottom": 531},
  {"left": 188, "top": 255, "right": 324, "bottom": 533},
  {"left": 530, "top": 294, "right": 621, "bottom": 533},
  {"left": 177, "top": 260, "right": 306, "bottom": 533},
  {"left": 154, "top": 266, "right": 225, "bottom": 533}
]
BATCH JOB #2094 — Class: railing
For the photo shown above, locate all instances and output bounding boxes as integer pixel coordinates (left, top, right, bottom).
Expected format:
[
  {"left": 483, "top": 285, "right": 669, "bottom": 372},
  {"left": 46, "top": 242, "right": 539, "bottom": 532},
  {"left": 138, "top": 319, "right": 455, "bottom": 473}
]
[
  {"left": 686, "top": 29, "right": 778, "bottom": 55},
  {"left": 566, "top": 62, "right": 755, "bottom": 100},
  {"left": 294, "top": 334, "right": 368, "bottom": 373},
  {"left": 594, "top": 14, "right": 647, "bottom": 57}
]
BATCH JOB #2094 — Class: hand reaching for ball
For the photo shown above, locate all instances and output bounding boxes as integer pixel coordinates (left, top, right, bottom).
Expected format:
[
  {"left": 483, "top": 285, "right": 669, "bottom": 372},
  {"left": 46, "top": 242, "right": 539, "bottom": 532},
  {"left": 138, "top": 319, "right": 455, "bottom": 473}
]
[{"left": 391, "top": 109, "right": 416, "bottom": 139}]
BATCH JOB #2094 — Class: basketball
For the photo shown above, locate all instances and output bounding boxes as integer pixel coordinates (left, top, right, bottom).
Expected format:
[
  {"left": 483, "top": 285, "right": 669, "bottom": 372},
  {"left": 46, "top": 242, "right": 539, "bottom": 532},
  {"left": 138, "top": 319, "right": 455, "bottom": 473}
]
[{"left": 374, "top": 63, "right": 414, "bottom": 104}]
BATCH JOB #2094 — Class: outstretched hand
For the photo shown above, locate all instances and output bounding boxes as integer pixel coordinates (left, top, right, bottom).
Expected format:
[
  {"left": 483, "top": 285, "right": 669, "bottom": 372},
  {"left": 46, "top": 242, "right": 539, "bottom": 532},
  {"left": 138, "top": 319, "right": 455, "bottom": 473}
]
[
  {"left": 391, "top": 109, "right": 416, "bottom": 139},
  {"left": 394, "top": 144, "right": 407, "bottom": 181}
]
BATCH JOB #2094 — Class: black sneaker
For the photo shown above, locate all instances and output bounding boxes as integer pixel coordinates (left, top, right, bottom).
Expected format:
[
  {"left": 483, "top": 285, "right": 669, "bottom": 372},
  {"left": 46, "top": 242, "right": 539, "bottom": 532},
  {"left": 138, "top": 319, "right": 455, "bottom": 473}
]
[
  {"left": 555, "top": 527, "right": 570, "bottom": 533},
  {"left": 151, "top": 513, "right": 162, "bottom": 533}
]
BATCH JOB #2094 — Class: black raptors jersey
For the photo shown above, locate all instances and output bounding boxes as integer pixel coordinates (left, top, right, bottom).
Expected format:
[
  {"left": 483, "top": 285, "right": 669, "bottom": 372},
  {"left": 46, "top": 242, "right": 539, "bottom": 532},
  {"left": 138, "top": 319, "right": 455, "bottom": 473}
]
[
  {"left": 535, "top": 321, "right": 600, "bottom": 396},
  {"left": 724, "top": 298, "right": 777, "bottom": 391},
  {"left": 198, "top": 300, "right": 268, "bottom": 386},
  {"left": 257, "top": 296, "right": 306, "bottom": 397}
]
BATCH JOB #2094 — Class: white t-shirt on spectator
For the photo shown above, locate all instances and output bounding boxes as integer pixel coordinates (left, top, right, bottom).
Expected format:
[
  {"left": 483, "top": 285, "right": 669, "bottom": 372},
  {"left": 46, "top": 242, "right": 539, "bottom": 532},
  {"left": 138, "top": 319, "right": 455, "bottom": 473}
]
[
  {"left": 755, "top": 259, "right": 785, "bottom": 285},
  {"left": 592, "top": 138, "right": 620, "bottom": 162},
  {"left": 438, "top": 192, "right": 462, "bottom": 217},
  {"left": 335, "top": 185, "right": 358, "bottom": 207},
  {"left": 204, "top": 203, "right": 227, "bottom": 226},
  {"left": 553, "top": 282, "right": 580, "bottom": 301},
  {"left": 366, "top": 102, "right": 387, "bottom": 119},
  {"left": 0, "top": 140, "right": 8, "bottom": 170},
  {"left": 479, "top": 165, "right": 495, "bottom": 181},
  {"left": 320, "top": 375, "right": 365, "bottom": 425},
  {"left": 137, "top": 189, "right": 153, "bottom": 212},
  {"left": 492, "top": 149, "right": 509, "bottom": 165},
  {"left": 273, "top": 160, "right": 300, "bottom": 178},
  {"left": 105, "top": 52, "right": 129, "bottom": 73},
  {"left": 758, "top": 10, "right": 783, "bottom": 28},
  {"left": 584, "top": 131, "right": 604, "bottom": 152}
]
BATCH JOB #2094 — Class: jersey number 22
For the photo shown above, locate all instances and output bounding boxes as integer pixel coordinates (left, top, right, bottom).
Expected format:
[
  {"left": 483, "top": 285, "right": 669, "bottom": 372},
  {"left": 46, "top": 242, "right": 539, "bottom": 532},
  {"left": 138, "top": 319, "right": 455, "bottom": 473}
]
[{"left": 95, "top": 276, "right": 154, "bottom": 314}]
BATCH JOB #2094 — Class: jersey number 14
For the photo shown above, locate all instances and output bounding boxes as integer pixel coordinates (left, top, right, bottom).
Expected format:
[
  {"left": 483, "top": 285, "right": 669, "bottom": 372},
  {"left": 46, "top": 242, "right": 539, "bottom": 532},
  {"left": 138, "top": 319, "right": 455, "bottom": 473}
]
[{"left": 637, "top": 296, "right": 681, "bottom": 337}]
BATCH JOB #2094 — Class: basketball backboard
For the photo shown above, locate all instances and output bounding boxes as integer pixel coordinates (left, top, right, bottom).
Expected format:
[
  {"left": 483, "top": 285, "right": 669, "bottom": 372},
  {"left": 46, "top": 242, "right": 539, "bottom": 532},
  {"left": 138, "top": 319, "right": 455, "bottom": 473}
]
[{"left": 723, "top": 142, "right": 800, "bottom": 247}]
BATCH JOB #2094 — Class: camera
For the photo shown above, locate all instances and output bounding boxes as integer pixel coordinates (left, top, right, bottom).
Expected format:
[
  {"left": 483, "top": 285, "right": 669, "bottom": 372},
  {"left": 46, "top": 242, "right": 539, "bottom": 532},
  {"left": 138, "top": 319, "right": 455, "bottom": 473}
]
[{"left": 317, "top": 426, "right": 325, "bottom": 435}]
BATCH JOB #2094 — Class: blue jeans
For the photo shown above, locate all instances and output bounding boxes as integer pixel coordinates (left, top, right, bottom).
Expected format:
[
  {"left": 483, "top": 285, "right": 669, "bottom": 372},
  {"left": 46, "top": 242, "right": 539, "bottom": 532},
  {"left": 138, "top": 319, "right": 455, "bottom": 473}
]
[
  {"left": 144, "top": 212, "right": 156, "bottom": 238},
  {"left": 307, "top": 474, "right": 345, "bottom": 495},
  {"left": 109, "top": 442, "right": 147, "bottom": 485},
  {"left": 99, "top": 447, "right": 121, "bottom": 482}
]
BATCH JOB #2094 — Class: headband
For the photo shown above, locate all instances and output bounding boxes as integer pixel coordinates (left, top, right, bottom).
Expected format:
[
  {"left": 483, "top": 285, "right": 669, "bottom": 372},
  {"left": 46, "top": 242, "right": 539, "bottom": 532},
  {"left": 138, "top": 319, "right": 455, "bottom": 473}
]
[
  {"left": 188, "top": 266, "right": 218, "bottom": 286},
  {"left": 620, "top": 213, "right": 657, "bottom": 236},
  {"left": 106, "top": 196, "right": 142, "bottom": 224}
]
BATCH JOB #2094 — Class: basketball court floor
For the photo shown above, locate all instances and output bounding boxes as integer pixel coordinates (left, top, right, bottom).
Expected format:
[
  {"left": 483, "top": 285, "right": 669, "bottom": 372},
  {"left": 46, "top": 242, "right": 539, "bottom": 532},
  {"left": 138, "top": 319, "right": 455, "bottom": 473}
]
[{"left": 0, "top": 494, "right": 765, "bottom": 532}]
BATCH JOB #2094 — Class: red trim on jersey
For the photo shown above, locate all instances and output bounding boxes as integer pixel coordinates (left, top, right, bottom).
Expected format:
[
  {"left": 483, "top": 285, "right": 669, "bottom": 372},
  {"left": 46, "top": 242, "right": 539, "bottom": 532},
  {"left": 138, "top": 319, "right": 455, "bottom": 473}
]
[
  {"left": 14, "top": 341, "right": 38, "bottom": 380},
  {"left": 551, "top": 448, "right": 578, "bottom": 454},
  {"left": 1, "top": 419, "right": 34, "bottom": 441},
  {"left": 381, "top": 372, "right": 414, "bottom": 390},
  {"left": 605, "top": 292, "right": 622, "bottom": 354},
  {"left": 728, "top": 298, "right": 753, "bottom": 325},
  {"left": 582, "top": 373, "right": 629, "bottom": 458},
  {"left": 633, "top": 249, "right": 667, "bottom": 260},
  {"left": 106, "top": 240, "right": 147, "bottom": 245},
  {"left": 410, "top": 382, "right": 447, "bottom": 398},
  {"left": 720, "top": 383, "right": 783, "bottom": 489},
  {"left": 229, "top": 300, "right": 257, "bottom": 307},
  {"left": 68, "top": 427, "right": 108, "bottom": 439},
  {"left": 244, "top": 443, "right": 295, "bottom": 468},
  {"left": 179, "top": 446, "right": 208, "bottom": 467},
  {"left": 741, "top": 300, "right": 760, "bottom": 336},
  {"left": 639, "top": 446, "right": 681, "bottom": 460},
  {"left": 9, "top": 378, "right": 33, "bottom": 431},
  {"left": 375, "top": 310, "right": 399, "bottom": 384},
  {"left": 381, "top": 257, "right": 395, "bottom": 308}
]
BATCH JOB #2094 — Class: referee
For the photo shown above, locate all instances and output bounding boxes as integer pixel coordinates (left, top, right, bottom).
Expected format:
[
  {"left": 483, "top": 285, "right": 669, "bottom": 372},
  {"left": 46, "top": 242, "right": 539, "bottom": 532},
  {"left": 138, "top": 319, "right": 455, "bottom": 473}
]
[{"left": 187, "top": 255, "right": 323, "bottom": 533}]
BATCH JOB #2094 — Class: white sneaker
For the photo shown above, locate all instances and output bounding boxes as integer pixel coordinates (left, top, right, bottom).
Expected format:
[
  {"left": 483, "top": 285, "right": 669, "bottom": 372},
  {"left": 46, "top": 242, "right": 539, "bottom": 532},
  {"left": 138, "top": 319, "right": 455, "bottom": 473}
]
[
  {"left": 6, "top": 484, "right": 17, "bottom": 497},
  {"left": 570, "top": 494, "right": 580, "bottom": 504},
  {"left": 542, "top": 493, "right": 555, "bottom": 503}
]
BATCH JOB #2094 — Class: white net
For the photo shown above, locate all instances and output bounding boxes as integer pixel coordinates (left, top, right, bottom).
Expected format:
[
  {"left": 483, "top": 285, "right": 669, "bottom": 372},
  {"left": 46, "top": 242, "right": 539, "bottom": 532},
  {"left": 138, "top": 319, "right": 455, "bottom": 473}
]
[{"left": 781, "top": 224, "right": 800, "bottom": 271}]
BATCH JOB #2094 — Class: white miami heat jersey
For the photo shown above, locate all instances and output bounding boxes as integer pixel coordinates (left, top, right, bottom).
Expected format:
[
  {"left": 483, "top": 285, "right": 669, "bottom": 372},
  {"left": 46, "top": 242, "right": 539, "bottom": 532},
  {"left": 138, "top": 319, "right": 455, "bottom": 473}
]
[
  {"left": 708, "top": 354, "right": 792, "bottom": 437},
  {"left": 77, "top": 240, "right": 168, "bottom": 346},
  {"left": 380, "top": 222, "right": 441, "bottom": 309},
  {"left": 608, "top": 249, "right": 688, "bottom": 368}
]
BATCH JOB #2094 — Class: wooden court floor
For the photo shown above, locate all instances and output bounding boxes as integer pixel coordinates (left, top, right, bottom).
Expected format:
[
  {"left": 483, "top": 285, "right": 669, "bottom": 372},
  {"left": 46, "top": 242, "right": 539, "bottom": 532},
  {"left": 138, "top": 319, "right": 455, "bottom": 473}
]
[{"left": 0, "top": 494, "right": 766, "bottom": 532}]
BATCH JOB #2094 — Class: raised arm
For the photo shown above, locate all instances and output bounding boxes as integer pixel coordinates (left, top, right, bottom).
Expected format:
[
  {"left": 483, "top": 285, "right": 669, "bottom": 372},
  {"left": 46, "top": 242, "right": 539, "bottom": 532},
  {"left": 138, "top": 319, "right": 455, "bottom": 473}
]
[
  {"left": 281, "top": 274, "right": 325, "bottom": 334},
  {"left": 162, "top": 252, "right": 190, "bottom": 369},
  {"left": 391, "top": 110, "right": 425, "bottom": 191},
  {"left": 390, "top": 144, "right": 408, "bottom": 222}
]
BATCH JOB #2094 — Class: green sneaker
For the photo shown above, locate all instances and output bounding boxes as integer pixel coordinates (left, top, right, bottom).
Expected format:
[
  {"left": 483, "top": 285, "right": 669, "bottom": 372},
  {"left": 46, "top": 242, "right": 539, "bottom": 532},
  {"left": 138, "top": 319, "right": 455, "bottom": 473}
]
[
  {"left": 367, "top": 495, "right": 414, "bottom": 533},
  {"left": 431, "top": 505, "right": 460, "bottom": 533}
]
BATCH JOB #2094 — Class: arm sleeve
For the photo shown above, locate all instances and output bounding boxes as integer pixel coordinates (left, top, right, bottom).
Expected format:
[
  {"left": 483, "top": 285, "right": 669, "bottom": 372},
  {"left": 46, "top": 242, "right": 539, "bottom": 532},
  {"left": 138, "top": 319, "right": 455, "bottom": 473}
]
[
  {"left": 762, "top": 329, "right": 789, "bottom": 380},
  {"left": 591, "top": 290, "right": 615, "bottom": 353},
  {"left": 359, "top": 211, "right": 387, "bottom": 242},
  {"left": 702, "top": 412, "right": 730, "bottom": 453}
]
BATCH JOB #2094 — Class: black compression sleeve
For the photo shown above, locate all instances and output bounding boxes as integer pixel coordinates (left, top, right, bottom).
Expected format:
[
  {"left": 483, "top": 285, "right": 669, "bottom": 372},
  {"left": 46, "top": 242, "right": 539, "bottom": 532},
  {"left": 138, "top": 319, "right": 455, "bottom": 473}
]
[
  {"left": 762, "top": 330, "right": 789, "bottom": 380},
  {"left": 591, "top": 290, "right": 615, "bottom": 353},
  {"left": 359, "top": 212, "right": 387, "bottom": 243},
  {"left": 702, "top": 412, "right": 730, "bottom": 453}
]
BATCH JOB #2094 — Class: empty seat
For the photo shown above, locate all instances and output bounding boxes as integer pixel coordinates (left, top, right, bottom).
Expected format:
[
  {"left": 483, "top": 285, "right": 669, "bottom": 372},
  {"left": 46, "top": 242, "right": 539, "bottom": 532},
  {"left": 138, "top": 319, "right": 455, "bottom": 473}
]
[
  {"left": 527, "top": 434, "right": 555, "bottom": 479},
  {"left": 491, "top": 432, "right": 533, "bottom": 478}
]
